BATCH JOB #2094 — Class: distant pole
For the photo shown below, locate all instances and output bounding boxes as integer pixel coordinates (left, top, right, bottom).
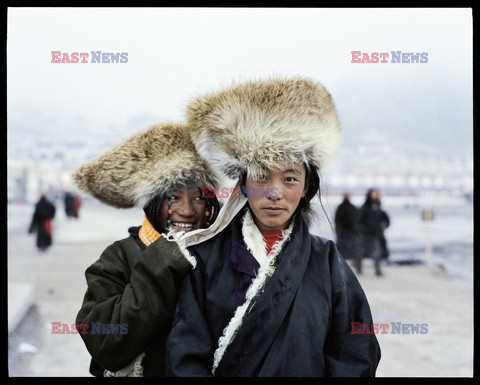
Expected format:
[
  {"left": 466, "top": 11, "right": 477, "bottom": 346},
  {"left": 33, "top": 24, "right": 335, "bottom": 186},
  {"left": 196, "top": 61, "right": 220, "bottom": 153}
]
[
  {"left": 422, "top": 208, "right": 434, "bottom": 261},
  {"left": 425, "top": 219, "right": 432, "bottom": 261}
]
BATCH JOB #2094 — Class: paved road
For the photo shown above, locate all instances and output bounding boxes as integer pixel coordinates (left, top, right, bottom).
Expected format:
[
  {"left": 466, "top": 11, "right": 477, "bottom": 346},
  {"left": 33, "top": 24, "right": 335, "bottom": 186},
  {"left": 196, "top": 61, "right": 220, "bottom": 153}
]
[
  {"left": 8, "top": 202, "right": 141, "bottom": 377},
  {"left": 8, "top": 199, "right": 473, "bottom": 377}
]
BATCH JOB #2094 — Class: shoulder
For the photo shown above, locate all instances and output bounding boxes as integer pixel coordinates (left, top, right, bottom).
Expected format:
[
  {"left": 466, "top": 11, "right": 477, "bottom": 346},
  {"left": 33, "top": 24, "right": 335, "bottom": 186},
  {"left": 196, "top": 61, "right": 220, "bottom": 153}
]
[
  {"left": 309, "top": 233, "right": 358, "bottom": 291},
  {"left": 88, "top": 229, "right": 143, "bottom": 274},
  {"left": 105, "top": 227, "right": 142, "bottom": 256},
  {"left": 189, "top": 227, "right": 233, "bottom": 268},
  {"left": 188, "top": 211, "right": 244, "bottom": 267},
  {"left": 309, "top": 233, "right": 338, "bottom": 255},
  {"left": 306, "top": 234, "right": 338, "bottom": 268}
]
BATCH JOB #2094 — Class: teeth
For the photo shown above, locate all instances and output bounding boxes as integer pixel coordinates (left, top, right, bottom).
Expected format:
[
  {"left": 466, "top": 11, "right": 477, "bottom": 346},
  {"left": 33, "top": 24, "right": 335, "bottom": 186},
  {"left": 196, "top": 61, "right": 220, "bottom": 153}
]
[{"left": 172, "top": 222, "right": 193, "bottom": 229}]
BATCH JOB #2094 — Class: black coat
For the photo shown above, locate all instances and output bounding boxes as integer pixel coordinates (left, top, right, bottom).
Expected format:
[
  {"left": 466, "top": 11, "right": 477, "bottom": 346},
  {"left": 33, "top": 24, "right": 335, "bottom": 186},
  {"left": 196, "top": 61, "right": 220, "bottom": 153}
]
[
  {"left": 334, "top": 200, "right": 359, "bottom": 260},
  {"left": 166, "top": 209, "right": 381, "bottom": 377},
  {"left": 29, "top": 197, "right": 56, "bottom": 249},
  {"left": 357, "top": 202, "right": 390, "bottom": 260},
  {"left": 335, "top": 200, "right": 357, "bottom": 232},
  {"left": 357, "top": 202, "right": 389, "bottom": 236},
  {"left": 76, "top": 228, "right": 193, "bottom": 376}
]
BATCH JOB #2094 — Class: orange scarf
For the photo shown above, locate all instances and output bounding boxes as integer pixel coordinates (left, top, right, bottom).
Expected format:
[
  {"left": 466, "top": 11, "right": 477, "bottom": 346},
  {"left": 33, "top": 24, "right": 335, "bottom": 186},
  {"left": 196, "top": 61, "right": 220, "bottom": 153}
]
[{"left": 138, "top": 215, "right": 162, "bottom": 246}]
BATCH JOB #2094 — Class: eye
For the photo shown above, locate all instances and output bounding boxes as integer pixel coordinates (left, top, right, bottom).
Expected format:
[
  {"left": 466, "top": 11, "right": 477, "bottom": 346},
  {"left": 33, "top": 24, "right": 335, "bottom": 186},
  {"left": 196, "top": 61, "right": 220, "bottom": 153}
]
[
  {"left": 285, "top": 176, "right": 298, "bottom": 182},
  {"left": 255, "top": 174, "right": 268, "bottom": 182}
]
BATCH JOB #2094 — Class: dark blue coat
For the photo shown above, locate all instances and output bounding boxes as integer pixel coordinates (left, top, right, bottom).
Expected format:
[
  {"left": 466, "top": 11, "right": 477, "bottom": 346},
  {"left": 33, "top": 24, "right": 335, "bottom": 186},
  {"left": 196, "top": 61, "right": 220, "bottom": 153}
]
[{"left": 166, "top": 209, "right": 381, "bottom": 377}]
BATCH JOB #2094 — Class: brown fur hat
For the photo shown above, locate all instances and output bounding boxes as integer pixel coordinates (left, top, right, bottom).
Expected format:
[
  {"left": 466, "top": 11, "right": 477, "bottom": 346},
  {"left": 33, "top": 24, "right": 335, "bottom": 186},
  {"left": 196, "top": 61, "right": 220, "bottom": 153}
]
[
  {"left": 186, "top": 76, "right": 340, "bottom": 179},
  {"left": 73, "top": 122, "right": 220, "bottom": 208}
]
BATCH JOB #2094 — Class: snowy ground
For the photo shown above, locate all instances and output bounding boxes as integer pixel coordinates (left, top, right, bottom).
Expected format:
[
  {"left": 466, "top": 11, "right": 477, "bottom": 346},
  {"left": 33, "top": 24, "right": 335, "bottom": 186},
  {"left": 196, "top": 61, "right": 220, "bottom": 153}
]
[{"left": 7, "top": 196, "right": 473, "bottom": 377}]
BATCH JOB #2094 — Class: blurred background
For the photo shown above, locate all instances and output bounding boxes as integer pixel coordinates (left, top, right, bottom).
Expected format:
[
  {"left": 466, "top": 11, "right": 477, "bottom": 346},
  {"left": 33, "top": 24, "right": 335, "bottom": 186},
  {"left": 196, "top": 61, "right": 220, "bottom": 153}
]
[{"left": 7, "top": 7, "right": 473, "bottom": 377}]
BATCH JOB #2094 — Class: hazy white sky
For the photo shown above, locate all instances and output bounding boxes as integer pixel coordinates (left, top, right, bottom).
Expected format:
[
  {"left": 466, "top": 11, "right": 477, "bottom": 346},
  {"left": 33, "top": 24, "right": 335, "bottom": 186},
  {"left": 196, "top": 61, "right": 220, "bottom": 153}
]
[{"left": 7, "top": 7, "right": 473, "bottom": 154}]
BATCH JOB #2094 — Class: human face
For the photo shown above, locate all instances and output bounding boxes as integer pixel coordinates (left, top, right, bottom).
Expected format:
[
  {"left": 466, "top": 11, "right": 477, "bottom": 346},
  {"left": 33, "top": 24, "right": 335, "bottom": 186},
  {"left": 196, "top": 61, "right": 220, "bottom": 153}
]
[
  {"left": 245, "top": 163, "right": 307, "bottom": 231},
  {"left": 159, "top": 188, "right": 207, "bottom": 232}
]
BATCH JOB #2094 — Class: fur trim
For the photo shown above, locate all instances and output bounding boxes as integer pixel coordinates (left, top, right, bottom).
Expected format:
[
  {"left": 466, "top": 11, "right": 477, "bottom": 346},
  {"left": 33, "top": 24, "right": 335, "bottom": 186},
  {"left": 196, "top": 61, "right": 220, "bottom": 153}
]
[
  {"left": 211, "top": 210, "right": 294, "bottom": 374},
  {"left": 186, "top": 76, "right": 340, "bottom": 179},
  {"left": 241, "top": 209, "right": 267, "bottom": 266},
  {"left": 73, "top": 122, "right": 220, "bottom": 208},
  {"left": 105, "top": 352, "right": 145, "bottom": 377}
]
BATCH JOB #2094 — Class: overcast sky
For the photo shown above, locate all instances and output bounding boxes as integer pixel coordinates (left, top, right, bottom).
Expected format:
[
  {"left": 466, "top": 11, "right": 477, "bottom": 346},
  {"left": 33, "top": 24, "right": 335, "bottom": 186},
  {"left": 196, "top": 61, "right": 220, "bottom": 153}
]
[{"left": 7, "top": 7, "right": 473, "bottom": 157}]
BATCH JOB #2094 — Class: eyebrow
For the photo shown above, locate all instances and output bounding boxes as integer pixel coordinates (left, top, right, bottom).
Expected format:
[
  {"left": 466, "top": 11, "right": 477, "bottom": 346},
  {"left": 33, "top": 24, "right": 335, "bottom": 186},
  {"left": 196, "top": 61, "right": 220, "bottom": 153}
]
[{"left": 282, "top": 168, "right": 303, "bottom": 174}]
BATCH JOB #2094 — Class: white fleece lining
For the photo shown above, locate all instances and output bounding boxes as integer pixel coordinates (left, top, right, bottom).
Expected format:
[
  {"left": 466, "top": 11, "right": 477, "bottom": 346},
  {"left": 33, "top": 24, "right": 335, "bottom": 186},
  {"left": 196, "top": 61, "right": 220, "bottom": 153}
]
[
  {"left": 106, "top": 352, "right": 145, "bottom": 377},
  {"left": 211, "top": 211, "right": 294, "bottom": 375},
  {"left": 241, "top": 209, "right": 267, "bottom": 266}
]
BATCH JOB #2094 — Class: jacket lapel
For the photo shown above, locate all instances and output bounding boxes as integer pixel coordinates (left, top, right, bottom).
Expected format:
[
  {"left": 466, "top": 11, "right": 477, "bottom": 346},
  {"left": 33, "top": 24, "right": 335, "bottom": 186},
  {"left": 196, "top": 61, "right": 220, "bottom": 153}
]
[{"left": 215, "top": 214, "right": 311, "bottom": 376}]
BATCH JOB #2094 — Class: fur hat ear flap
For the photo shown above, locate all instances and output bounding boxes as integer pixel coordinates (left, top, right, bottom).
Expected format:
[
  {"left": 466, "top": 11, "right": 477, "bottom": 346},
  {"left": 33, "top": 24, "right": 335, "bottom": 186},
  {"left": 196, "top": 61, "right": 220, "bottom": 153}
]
[
  {"left": 186, "top": 76, "right": 340, "bottom": 179},
  {"left": 73, "top": 122, "right": 220, "bottom": 209}
]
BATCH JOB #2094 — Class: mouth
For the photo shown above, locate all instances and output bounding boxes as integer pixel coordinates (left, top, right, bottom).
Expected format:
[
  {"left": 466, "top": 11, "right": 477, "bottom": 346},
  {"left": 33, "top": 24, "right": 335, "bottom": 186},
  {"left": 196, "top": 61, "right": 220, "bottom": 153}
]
[
  {"left": 261, "top": 207, "right": 286, "bottom": 215},
  {"left": 171, "top": 222, "right": 194, "bottom": 231}
]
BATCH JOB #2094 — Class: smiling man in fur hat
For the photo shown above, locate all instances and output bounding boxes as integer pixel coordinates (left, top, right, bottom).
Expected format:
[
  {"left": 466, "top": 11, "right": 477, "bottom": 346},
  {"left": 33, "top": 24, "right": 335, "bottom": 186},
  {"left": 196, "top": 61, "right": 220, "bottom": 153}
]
[
  {"left": 74, "top": 122, "right": 226, "bottom": 377},
  {"left": 166, "top": 77, "right": 381, "bottom": 377}
]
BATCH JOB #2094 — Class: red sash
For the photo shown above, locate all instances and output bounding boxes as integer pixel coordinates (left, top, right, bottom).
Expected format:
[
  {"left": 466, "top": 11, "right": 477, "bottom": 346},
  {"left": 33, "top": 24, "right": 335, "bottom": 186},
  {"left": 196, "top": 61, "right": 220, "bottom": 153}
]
[{"left": 43, "top": 219, "right": 52, "bottom": 235}]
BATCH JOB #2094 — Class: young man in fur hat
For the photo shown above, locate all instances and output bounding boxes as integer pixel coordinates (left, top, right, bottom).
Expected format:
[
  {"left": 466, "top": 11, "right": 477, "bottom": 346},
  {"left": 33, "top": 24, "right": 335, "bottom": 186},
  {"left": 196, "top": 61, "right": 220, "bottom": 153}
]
[
  {"left": 74, "top": 123, "right": 224, "bottom": 376},
  {"left": 166, "top": 77, "right": 381, "bottom": 377}
]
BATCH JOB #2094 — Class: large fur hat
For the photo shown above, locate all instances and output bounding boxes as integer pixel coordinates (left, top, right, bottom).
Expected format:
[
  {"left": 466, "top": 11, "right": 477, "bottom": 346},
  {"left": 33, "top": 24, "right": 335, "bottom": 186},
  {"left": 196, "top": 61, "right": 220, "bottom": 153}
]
[
  {"left": 73, "top": 122, "right": 220, "bottom": 208},
  {"left": 186, "top": 76, "right": 340, "bottom": 179}
]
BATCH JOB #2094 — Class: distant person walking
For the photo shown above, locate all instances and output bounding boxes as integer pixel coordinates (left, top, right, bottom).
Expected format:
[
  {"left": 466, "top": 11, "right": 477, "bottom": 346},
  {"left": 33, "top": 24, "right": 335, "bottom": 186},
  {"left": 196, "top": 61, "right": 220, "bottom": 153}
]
[
  {"left": 334, "top": 193, "right": 358, "bottom": 260},
  {"left": 64, "top": 191, "right": 75, "bottom": 218},
  {"left": 73, "top": 193, "right": 82, "bottom": 218},
  {"left": 356, "top": 188, "right": 390, "bottom": 276},
  {"left": 29, "top": 192, "right": 56, "bottom": 251}
]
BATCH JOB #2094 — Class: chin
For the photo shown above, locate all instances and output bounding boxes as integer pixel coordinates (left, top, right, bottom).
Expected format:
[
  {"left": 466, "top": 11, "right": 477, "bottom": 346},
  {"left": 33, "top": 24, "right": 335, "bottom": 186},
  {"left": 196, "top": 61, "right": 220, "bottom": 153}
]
[{"left": 261, "top": 219, "right": 287, "bottom": 231}]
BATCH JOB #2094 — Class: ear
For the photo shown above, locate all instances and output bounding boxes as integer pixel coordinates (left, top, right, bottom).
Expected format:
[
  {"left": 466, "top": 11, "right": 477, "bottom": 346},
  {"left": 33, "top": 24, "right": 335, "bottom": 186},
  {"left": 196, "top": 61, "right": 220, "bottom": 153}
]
[
  {"left": 302, "top": 164, "right": 309, "bottom": 198},
  {"left": 301, "top": 184, "right": 308, "bottom": 198}
]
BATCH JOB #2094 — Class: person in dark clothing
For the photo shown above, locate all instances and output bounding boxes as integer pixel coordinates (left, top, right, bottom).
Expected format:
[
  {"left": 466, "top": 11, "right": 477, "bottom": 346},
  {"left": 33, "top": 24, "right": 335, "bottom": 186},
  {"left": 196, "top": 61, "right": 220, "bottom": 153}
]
[
  {"left": 356, "top": 188, "right": 390, "bottom": 276},
  {"left": 73, "top": 122, "right": 223, "bottom": 377},
  {"left": 334, "top": 193, "right": 358, "bottom": 260},
  {"left": 165, "top": 77, "right": 381, "bottom": 377},
  {"left": 64, "top": 191, "right": 75, "bottom": 218},
  {"left": 29, "top": 192, "right": 56, "bottom": 251},
  {"left": 72, "top": 193, "right": 82, "bottom": 218}
]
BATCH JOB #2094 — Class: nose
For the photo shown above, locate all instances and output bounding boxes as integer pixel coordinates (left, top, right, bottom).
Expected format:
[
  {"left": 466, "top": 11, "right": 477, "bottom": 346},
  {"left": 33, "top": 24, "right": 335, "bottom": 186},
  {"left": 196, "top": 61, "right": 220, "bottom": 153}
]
[
  {"left": 267, "top": 184, "right": 283, "bottom": 200},
  {"left": 176, "top": 199, "right": 195, "bottom": 217}
]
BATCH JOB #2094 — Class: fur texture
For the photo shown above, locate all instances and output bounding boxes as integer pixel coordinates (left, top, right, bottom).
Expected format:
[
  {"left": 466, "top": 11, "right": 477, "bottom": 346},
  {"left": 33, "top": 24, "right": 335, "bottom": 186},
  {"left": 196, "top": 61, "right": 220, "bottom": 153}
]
[
  {"left": 104, "top": 352, "right": 145, "bottom": 377},
  {"left": 186, "top": 76, "right": 341, "bottom": 179},
  {"left": 73, "top": 122, "right": 220, "bottom": 208}
]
